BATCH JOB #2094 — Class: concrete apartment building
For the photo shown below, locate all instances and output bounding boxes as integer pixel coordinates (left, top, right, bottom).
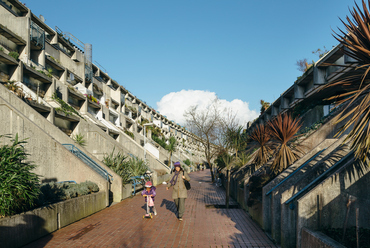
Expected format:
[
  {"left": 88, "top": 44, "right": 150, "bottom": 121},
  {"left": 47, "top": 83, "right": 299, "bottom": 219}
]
[{"left": 0, "top": 1, "right": 205, "bottom": 204}]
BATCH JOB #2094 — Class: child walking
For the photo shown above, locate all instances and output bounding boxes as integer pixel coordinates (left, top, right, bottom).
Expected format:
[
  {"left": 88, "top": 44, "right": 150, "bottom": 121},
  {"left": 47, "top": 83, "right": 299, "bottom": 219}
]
[{"left": 141, "top": 181, "right": 157, "bottom": 216}]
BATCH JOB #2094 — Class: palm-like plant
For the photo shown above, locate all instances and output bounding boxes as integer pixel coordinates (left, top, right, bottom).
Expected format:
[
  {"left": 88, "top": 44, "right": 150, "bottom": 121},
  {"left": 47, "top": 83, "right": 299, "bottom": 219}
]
[
  {"left": 221, "top": 152, "right": 236, "bottom": 209},
  {"left": 103, "top": 148, "right": 130, "bottom": 184},
  {"left": 235, "top": 152, "right": 252, "bottom": 168},
  {"left": 166, "top": 136, "right": 177, "bottom": 167},
  {"left": 250, "top": 123, "right": 272, "bottom": 167},
  {"left": 127, "top": 156, "right": 149, "bottom": 177},
  {"left": 268, "top": 114, "right": 303, "bottom": 173},
  {"left": 328, "top": 0, "right": 370, "bottom": 162},
  {"left": 224, "top": 126, "right": 247, "bottom": 157},
  {"left": 72, "top": 133, "right": 87, "bottom": 147}
]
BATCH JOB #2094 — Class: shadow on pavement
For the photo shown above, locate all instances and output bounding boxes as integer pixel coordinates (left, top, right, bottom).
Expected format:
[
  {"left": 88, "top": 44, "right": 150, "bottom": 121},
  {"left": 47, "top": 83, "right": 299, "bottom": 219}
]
[{"left": 160, "top": 199, "right": 177, "bottom": 216}]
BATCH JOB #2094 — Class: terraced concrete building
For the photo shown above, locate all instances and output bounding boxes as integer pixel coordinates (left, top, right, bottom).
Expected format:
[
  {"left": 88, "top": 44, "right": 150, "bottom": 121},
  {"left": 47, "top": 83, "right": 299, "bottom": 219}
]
[{"left": 0, "top": 0, "right": 204, "bottom": 204}]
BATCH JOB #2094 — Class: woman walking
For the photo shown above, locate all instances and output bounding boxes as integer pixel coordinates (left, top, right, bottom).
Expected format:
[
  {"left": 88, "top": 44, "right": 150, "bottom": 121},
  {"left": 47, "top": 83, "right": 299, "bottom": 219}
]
[{"left": 166, "top": 161, "right": 190, "bottom": 221}]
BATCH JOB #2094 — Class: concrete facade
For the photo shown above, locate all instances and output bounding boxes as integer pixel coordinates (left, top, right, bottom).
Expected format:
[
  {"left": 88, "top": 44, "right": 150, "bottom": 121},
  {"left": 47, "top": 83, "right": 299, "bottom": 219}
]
[
  {"left": 0, "top": 0, "right": 205, "bottom": 216},
  {"left": 0, "top": 1, "right": 204, "bottom": 182}
]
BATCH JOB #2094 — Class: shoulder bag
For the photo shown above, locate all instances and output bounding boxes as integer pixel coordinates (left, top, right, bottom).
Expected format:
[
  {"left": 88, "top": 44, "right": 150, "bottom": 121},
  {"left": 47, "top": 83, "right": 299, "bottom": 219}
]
[{"left": 183, "top": 171, "right": 191, "bottom": 190}]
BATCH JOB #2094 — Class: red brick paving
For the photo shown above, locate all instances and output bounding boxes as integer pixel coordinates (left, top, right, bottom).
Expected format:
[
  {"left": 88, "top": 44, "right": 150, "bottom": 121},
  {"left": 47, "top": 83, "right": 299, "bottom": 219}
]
[{"left": 24, "top": 170, "right": 276, "bottom": 248}]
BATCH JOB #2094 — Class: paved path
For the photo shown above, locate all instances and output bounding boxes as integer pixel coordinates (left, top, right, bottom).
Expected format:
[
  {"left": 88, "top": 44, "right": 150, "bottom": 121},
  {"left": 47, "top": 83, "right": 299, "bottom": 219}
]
[{"left": 24, "top": 170, "right": 276, "bottom": 248}]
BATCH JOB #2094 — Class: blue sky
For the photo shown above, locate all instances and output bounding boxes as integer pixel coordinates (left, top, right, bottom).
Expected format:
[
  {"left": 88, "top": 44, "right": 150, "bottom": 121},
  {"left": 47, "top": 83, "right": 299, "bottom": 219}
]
[{"left": 24, "top": 0, "right": 355, "bottom": 124}]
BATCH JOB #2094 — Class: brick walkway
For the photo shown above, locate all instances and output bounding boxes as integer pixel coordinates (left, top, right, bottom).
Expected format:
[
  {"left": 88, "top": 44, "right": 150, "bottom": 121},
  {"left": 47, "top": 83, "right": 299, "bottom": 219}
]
[{"left": 24, "top": 170, "right": 276, "bottom": 248}]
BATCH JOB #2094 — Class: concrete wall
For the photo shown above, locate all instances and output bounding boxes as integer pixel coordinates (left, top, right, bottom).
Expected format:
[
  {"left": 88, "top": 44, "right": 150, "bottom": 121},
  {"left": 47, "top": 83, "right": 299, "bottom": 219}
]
[
  {"left": 301, "top": 228, "right": 346, "bottom": 248},
  {"left": 296, "top": 158, "right": 370, "bottom": 248},
  {"left": 0, "top": 192, "right": 106, "bottom": 248},
  {"left": 279, "top": 142, "right": 351, "bottom": 247},
  {"left": 261, "top": 138, "right": 338, "bottom": 241}
]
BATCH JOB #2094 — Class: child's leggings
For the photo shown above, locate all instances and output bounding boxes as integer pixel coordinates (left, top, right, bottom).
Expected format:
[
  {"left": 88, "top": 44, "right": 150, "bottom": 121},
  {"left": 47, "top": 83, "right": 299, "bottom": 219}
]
[{"left": 148, "top": 205, "right": 157, "bottom": 214}]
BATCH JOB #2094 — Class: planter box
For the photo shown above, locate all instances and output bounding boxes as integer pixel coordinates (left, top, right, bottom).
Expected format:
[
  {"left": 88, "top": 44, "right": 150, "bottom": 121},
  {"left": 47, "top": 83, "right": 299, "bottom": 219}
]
[
  {"left": 122, "top": 183, "right": 132, "bottom": 199},
  {"left": 0, "top": 191, "right": 106, "bottom": 248}
]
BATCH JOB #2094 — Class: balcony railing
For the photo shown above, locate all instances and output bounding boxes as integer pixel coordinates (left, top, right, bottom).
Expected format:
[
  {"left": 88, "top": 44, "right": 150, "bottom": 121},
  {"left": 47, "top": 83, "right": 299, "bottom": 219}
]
[
  {"left": 85, "top": 65, "right": 93, "bottom": 82},
  {"left": 30, "top": 21, "right": 45, "bottom": 50}
]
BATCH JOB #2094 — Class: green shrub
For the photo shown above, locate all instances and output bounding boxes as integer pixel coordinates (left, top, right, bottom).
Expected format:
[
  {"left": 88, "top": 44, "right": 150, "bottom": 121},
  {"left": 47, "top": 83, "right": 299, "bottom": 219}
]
[
  {"left": 76, "top": 184, "right": 89, "bottom": 196},
  {"left": 82, "top": 181, "right": 99, "bottom": 193},
  {"left": 152, "top": 134, "right": 167, "bottom": 149},
  {"left": 8, "top": 51, "right": 19, "bottom": 60},
  {"left": 103, "top": 148, "right": 131, "bottom": 184},
  {"left": 37, "top": 181, "right": 99, "bottom": 204},
  {"left": 37, "top": 182, "right": 66, "bottom": 205},
  {"left": 0, "top": 134, "right": 40, "bottom": 217},
  {"left": 65, "top": 187, "right": 77, "bottom": 200},
  {"left": 104, "top": 149, "right": 149, "bottom": 184},
  {"left": 127, "top": 156, "right": 148, "bottom": 177},
  {"left": 183, "top": 159, "right": 191, "bottom": 166}
]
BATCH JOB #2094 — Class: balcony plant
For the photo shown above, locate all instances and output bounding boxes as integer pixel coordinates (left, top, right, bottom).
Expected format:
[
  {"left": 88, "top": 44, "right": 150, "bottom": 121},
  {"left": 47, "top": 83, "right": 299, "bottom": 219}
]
[
  {"left": 52, "top": 93, "right": 83, "bottom": 119},
  {"left": 84, "top": 94, "right": 99, "bottom": 104},
  {"left": 3, "top": 80, "right": 25, "bottom": 99},
  {"left": 8, "top": 51, "right": 19, "bottom": 60},
  {"left": 47, "top": 68, "right": 53, "bottom": 78},
  {"left": 124, "top": 129, "right": 135, "bottom": 140}
]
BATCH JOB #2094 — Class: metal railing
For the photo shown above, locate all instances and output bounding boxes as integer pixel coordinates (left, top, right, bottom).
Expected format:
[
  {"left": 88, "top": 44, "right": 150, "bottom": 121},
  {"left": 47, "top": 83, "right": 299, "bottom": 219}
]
[
  {"left": 62, "top": 144, "right": 113, "bottom": 182},
  {"left": 85, "top": 65, "right": 93, "bottom": 82},
  {"left": 130, "top": 175, "right": 145, "bottom": 195},
  {"left": 265, "top": 149, "right": 326, "bottom": 196},
  {"left": 30, "top": 21, "right": 45, "bottom": 50},
  {"left": 285, "top": 150, "right": 353, "bottom": 209}
]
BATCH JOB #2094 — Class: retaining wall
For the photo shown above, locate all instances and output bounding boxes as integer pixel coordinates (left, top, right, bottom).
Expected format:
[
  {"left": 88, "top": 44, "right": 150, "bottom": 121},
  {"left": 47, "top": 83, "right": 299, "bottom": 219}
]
[
  {"left": 262, "top": 138, "right": 340, "bottom": 242},
  {"left": 295, "top": 158, "right": 370, "bottom": 248},
  {"left": 0, "top": 192, "right": 106, "bottom": 248},
  {"left": 301, "top": 228, "right": 346, "bottom": 248}
]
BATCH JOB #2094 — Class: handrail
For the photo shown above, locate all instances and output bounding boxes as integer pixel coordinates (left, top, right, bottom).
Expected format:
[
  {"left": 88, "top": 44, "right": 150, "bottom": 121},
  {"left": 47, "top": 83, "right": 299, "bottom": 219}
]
[
  {"left": 285, "top": 150, "right": 353, "bottom": 208},
  {"left": 130, "top": 175, "right": 150, "bottom": 195},
  {"left": 156, "top": 159, "right": 171, "bottom": 171},
  {"left": 265, "top": 149, "right": 326, "bottom": 196},
  {"left": 62, "top": 144, "right": 113, "bottom": 182}
]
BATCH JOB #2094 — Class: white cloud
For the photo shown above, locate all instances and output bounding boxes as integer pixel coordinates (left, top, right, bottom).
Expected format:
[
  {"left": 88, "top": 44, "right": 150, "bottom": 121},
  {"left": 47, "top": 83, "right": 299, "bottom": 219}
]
[{"left": 156, "top": 90, "right": 258, "bottom": 127}]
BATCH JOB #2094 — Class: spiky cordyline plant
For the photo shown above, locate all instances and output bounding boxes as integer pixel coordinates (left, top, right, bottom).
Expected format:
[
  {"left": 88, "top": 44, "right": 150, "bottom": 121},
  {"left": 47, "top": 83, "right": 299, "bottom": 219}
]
[
  {"left": 250, "top": 123, "right": 272, "bottom": 167},
  {"left": 268, "top": 114, "right": 304, "bottom": 174},
  {"left": 329, "top": 0, "right": 370, "bottom": 162}
]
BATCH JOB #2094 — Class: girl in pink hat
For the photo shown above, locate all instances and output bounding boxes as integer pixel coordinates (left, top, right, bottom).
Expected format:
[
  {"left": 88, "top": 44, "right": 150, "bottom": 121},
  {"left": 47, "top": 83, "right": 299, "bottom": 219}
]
[{"left": 142, "top": 181, "right": 157, "bottom": 216}]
